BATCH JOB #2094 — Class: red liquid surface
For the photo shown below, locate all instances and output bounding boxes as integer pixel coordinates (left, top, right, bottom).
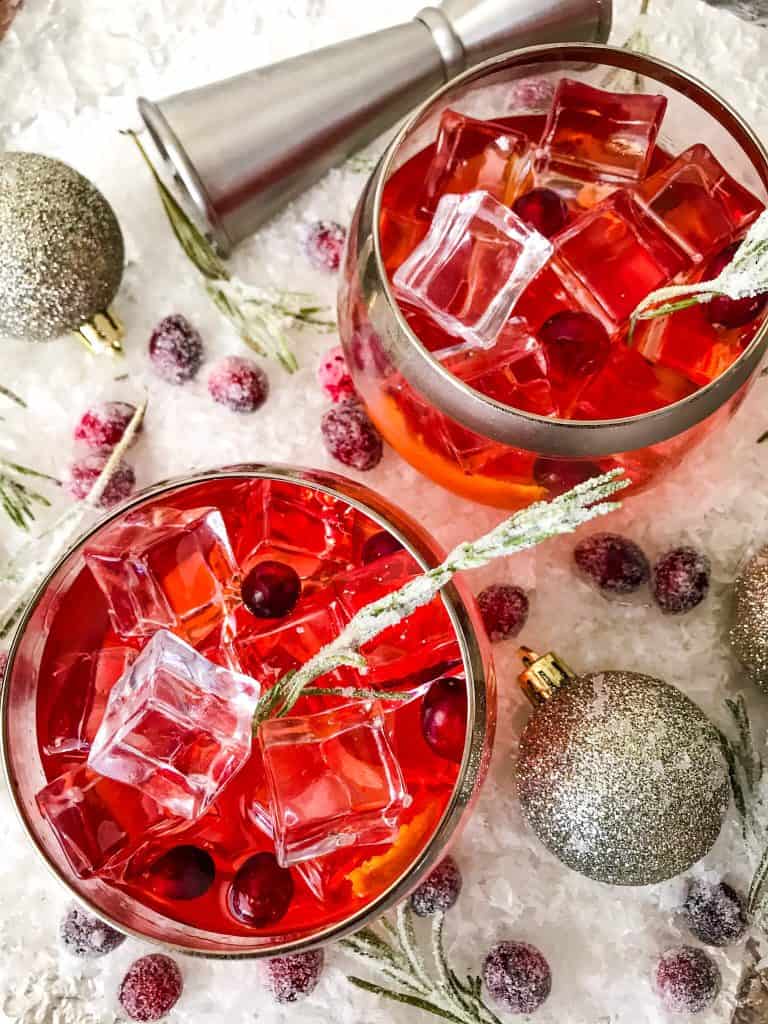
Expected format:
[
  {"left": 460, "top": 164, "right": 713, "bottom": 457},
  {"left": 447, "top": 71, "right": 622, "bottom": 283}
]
[{"left": 34, "top": 477, "right": 464, "bottom": 941}]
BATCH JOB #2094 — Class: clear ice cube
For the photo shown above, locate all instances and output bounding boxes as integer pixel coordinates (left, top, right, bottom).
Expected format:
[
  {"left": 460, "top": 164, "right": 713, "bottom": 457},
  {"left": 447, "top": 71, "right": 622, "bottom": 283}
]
[
  {"left": 84, "top": 505, "right": 239, "bottom": 644},
  {"left": 88, "top": 630, "right": 260, "bottom": 819},
  {"left": 258, "top": 701, "right": 409, "bottom": 866},
  {"left": 393, "top": 190, "right": 553, "bottom": 353}
]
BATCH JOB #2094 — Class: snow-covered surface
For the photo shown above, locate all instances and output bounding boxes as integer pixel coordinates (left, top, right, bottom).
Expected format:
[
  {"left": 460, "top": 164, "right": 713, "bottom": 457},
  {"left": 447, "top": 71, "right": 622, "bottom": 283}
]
[{"left": 2, "top": 1, "right": 768, "bottom": 1021}]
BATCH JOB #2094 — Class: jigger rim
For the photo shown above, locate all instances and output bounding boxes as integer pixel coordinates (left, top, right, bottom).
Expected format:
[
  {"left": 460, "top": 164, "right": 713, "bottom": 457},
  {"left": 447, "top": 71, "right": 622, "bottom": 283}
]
[{"left": 368, "top": 43, "right": 768, "bottom": 459}]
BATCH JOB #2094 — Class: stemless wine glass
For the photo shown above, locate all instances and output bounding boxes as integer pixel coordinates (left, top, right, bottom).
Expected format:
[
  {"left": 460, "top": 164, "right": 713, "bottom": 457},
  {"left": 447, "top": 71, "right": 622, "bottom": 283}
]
[
  {"left": 339, "top": 43, "right": 768, "bottom": 509},
  {"left": 1, "top": 466, "right": 493, "bottom": 957}
]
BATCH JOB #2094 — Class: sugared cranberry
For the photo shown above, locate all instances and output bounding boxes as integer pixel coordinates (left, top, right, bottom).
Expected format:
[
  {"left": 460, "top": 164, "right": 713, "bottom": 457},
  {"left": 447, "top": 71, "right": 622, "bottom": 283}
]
[
  {"left": 74, "top": 401, "right": 138, "bottom": 451},
  {"left": 652, "top": 546, "right": 710, "bottom": 614},
  {"left": 539, "top": 311, "right": 610, "bottom": 385},
  {"left": 478, "top": 584, "right": 529, "bottom": 642},
  {"left": 118, "top": 954, "right": 183, "bottom": 1022},
  {"left": 361, "top": 530, "right": 404, "bottom": 565},
  {"left": 208, "top": 355, "right": 268, "bottom": 413},
  {"left": 66, "top": 452, "right": 135, "bottom": 508},
  {"left": 421, "top": 677, "right": 467, "bottom": 763},
  {"left": 321, "top": 399, "right": 383, "bottom": 471},
  {"left": 706, "top": 242, "right": 768, "bottom": 328},
  {"left": 410, "top": 856, "right": 462, "bottom": 917},
  {"left": 483, "top": 941, "right": 552, "bottom": 1015},
  {"left": 242, "top": 561, "right": 301, "bottom": 619},
  {"left": 59, "top": 905, "right": 125, "bottom": 958},
  {"left": 147, "top": 845, "right": 215, "bottom": 901},
  {"left": 683, "top": 880, "right": 747, "bottom": 947},
  {"left": 574, "top": 532, "right": 650, "bottom": 594},
  {"left": 513, "top": 188, "right": 568, "bottom": 238},
  {"left": 148, "top": 314, "right": 204, "bottom": 384},
  {"left": 317, "top": 345, "right": 355, "bottom": 403},
  {"left": 306, "top": 220, "right": 347, "bottom": 271},
  {"left": 263, "top": 950, "right": 325, "bottom": 1004},
  {"left": 229, "top": 852, "right": 294, "bottom": 927},
  {"left": 653, "top": 946, "right": 720, "bottom": 1014},
  {"left": 533, "top": 457, "right": 604, "bottom": 498}
]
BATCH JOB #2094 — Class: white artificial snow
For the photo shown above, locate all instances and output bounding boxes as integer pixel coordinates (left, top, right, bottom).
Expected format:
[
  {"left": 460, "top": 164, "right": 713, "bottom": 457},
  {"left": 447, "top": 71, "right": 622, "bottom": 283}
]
[{"left": 1, "top": 1, "right": 768, "bottom": 1022}]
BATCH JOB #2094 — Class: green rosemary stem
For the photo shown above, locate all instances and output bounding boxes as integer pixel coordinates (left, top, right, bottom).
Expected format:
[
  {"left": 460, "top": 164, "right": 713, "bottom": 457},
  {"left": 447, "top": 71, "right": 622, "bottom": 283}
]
[
  {"left": 0, "top": 385, "right": 26, "bottom": 408},
  {"left": 301, "top": 686, "right": 415, "bottom": 701},
  {"left": 347, "top": 977, "right": 467, "bottom": 1024}
]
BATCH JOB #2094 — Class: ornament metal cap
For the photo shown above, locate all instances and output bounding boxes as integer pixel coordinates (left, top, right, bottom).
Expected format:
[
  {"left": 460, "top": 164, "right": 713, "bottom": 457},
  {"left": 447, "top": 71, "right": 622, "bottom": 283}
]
[
  {"left": 517, "top": 646, "right": 576, "bottom": 705},
  {"left": 75, "top": 308, "right": 124, "bottom": 356},
  {"left": 137, "top": 0, "right": 611, "bottom": 254}
]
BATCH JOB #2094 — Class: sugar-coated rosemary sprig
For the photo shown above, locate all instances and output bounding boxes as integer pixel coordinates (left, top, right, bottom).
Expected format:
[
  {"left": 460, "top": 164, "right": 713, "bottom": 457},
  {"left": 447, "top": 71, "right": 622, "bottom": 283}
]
[
  {"left": 128, "top": 131, "right": 335, "bottom": 373},
  {"left": 631, "top": 211, "right": 768, "bottom": 331},
  {"left": 252, "top": 469, "right": 628, "bottom": 728},
  {"left": 0, "top": 460, "right": 59, "bottom": 531}
]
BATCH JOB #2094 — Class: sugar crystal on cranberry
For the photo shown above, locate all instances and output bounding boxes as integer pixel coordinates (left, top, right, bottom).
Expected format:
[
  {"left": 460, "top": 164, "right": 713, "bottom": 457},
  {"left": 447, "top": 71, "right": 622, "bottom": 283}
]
[
  {"left": 263, "top": 950, "right": 325, "bottom": 1003},
  {"left": 148, "top": 314, "right": 204, "bottom": 384},
  {"left": 483, "top": 940, "right": 552, "bottom": 1015},
  {"left": 321, "top": 399, "right": 383, "bottom": 471},
  {"left": 478, "top": 584, "right": 529, "bottom": 642},
  {"left": 652, "top": 546, "right": 710, "bottom": 614},
  {"left": 60, "top": 904, "right": 125, "bottom": 958},
  {"left": 683, "top": 879, "right": 747, "bottom": 947},
  {"left": 208, "top": 356, "right": 268, "bottom": 413},
  {"left": 306, "top": 220, "right": 347, "bottom": 272},
  {"left": 410, "top": 855, "right": 462, "bottom": 917},
  {"left": 317, "top": 345, "right": 355, "bottom": 403},
  {"left": 653, "top": 946, "right": 720, "bottom": 1014},
  {"left": 74, "top": 401, "right": 138, "bottom": 451},
  {"left": 66, "top": 452, "right": 135, "bottom": 508},
  {"left": 574, "top": 532, "right": 650, "bottom": 594},
  {"left": 119, "top": 953, "right": 183, "bottom": 1022}
]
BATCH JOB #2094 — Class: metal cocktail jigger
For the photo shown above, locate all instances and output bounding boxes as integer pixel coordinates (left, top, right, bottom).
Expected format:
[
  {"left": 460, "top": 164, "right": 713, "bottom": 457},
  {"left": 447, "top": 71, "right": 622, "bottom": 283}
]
[{"left": 138, "top": 0, "right": 612, "bottom": 254}]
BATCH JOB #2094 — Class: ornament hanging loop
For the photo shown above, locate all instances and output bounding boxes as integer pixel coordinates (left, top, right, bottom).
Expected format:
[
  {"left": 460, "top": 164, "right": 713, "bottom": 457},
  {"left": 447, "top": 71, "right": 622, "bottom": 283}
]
[{"left": 518, "top": 647, "right": 576, "bottom": 706}]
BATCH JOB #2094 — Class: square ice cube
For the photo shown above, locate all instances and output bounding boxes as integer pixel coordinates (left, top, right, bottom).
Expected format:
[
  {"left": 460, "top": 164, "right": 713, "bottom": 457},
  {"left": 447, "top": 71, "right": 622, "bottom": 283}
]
[
  {"left": 538, "top": 79, "right": 667, "bottom": 185},
  {"left": 88, "top": 630, "right": 260, "bottom": 819},
  {"left": 637, "top": 144, "right": 763, "bottom": 261},
  {"left": 423, "top": 109, "right": 533, "bottom": 212},
  {"left": 84, "top": 505, "right": 239, "bottom": 643},
  {"left": 393, "top": 190, "right": 553, "bottom": 352},
  {"left": 570, "top": 346, "right": 696, "bottom": 420},
  {"left": 258, "top": 701, "right": 410, "bottom": 866}
]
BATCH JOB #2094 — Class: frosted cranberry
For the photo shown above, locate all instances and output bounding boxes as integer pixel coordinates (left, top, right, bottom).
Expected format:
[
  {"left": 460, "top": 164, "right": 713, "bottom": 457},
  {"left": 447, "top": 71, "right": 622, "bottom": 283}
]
[
  {"left": 263, "top": 950, "right": 325, "bottom": 1004},
  {"left": 361, "top": 530, "right": 403, "bottom": 564},
  {"left": 119, "top": 954, "right": 183, "bottom": 1022},
  {"left": 410, "top": 856, "right": 462, "bottom": 917},
  {"left": 706, "top": 243, "right": 768, "bottom": 328},
  {"left": 74, "top": 401, "right": 138, "bottom": 450},
  {"left": 321, "top": 399, "right": 383, "bottom": 471},
  {"left": 148, "top": 314, "right": 204, "bottom": 384},
  {"left": 574, "top": 532, "right": 650, "bottom": 594},
  {"left": 59, "top": 905, "right": 125, "bottom": 958},
  {"left": 421, "top": 677, "right": 467, "bottom": 763},
  {"left": 229, "top": 852, "right": 294, "bottom": 927},
  {"left": 147, "top": 845, "right": 215, "bottom": 901},
  {"left": 242, "top": 560, "right": 301, "bottom": 619},
  {"left": 653, "top": 946, "right": 720, "bottom": 1014},
  {"left": 317, "top": 345, "right": 355, "bottom": 403},
  {"left": 533, "top": 457, "right": 603, "bottom": 498},
  {"left": 513, "top": 188, "right": 568, "bottom": 238},
  {"left": 683, "top": 880, "right": 747, "bottom": 947},
  {"left": 66, "top": 452, "right": 135, "bottom": 508},
  {"left": 483, "top": 941, "right": 552, "bottom": 1015},
  {"left": 208, "top": 355, "right": 268, "bottom": 413},
  {"left": 539, "top": 311, "right": 610, "bottom": 385},
  {"left": 478, "top": 584, "right": 529, "bottom": 642},
  {"left": 652, "top": 546, "right": 710, "bottom": 614},
  {"left": 306, "top": 220, "right": 347, "bottom": 271}
]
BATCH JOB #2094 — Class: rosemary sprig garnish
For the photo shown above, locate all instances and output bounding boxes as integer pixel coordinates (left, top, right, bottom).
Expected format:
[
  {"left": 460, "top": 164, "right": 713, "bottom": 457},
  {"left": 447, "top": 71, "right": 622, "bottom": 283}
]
[
  {"left": 127, "top": 131, "right": 335, "bottom": 373},
  {"left": 251, "top": 470, "right": 628, "bottom": 728},
  {"left": 0, "top": 385, "right": 26, "bottom": 408},
  {"left": 0, "top": 461, "right": 59, "bottom": 531}
]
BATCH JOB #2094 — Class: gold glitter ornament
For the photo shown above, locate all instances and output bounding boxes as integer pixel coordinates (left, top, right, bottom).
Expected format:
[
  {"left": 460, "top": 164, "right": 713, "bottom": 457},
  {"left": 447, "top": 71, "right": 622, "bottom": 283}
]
[
  {"left": 729, "top": 546, "right": 768, "bottom": 694},
  {"left": 0, "top": 152, "right": 124, "bottom": 352},
  {"left": 516, "top": 649, "right": 730, "bottom": 886}
]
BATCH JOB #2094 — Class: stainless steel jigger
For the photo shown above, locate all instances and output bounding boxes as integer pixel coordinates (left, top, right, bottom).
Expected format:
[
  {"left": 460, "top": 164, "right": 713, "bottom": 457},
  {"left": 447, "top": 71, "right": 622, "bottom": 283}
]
[{"left": 138, "top": 0, "right": 612, "bottom": 254}]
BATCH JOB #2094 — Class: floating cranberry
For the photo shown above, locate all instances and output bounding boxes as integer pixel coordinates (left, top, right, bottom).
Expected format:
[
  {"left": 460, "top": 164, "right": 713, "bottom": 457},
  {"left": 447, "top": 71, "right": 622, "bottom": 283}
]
[
  {"left": 148, "top": 314, "right": 204, "bottom": 384},
  {"left": 229, "top": 852, "right": 294, "bottom": 927},
  {"left": 119, "top": 954, "right": 183, "bottom": 1022},
  {"left": 653, "top": 946, "right": 720, "bottom": 1014},
  {"left": 483, "top": 941, "right": 552, "bottom": 1015},
  {"left": 421, "top": 677, "right": 467, "bottom": 763},
  {"left": 208, "top": 355, "right": 268, "bottom": 413},
  {"left": 306, "top": 220, "right": 347, "bottom": 272},
  {"left": 263, "top": 950, "right": 325, "bottom": 1003},
  {"left": 706, "top": 243, "right": 768, "bottom": 328},
  {"left": 683, "top": 879, "right": 747, "bottom": 947},
  {"left": 539, "top": 311, "right": 610, "bottom": 385},
  {"left": 652, "top": 546, "right": 710, "bottom": 614},
  {"left": 321, "top": 399, "right": 383, "bottom": 471},
  {"left": 59, "top": 905, "right": 125, "bottom": 958},
  {"left": 66, "top": 452, "right": 135, "bottom": 508},
  {"left": 318, "top": 345, "right": 355, "bottom": 403},
  {"left": 74, "top": 401, "right": 138, "bottom": 451},
  {"left": 513, "top": 188, "right": 568, "bottom": 238},
  {"left": 574, "top": 532, "right": 650, "bottom": 594},
  {"left": 478, "top": 584, "right": 529, "bottom": 642},
  {"left": 361, "top": 530, "right": 404, "bottom": 565},
  {"left": 410, "top": 856, "right": 463, "bottom": 917},
  {"left": 242, "top": 561, "right": 301, "bottom": 619},
  {"left": 533, "top": 457, "right": 604, "bottom": 498},
  {"left": 147, "top": 845, "right": 215, "bottom": 901}
]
